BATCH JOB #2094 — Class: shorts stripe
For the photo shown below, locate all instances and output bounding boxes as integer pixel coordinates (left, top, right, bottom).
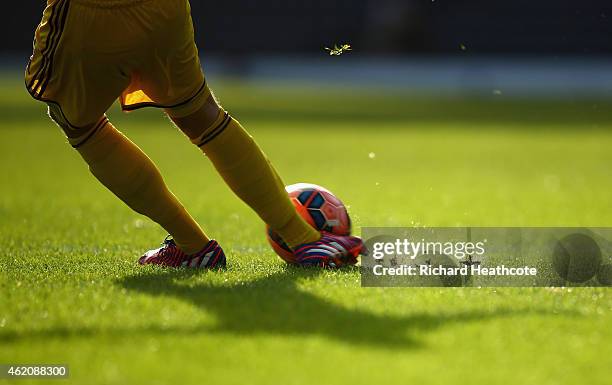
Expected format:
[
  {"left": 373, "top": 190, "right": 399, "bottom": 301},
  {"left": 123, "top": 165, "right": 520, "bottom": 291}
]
[
  {"left": 28, "top": 0, "right": 71, "bottom": 98},
  {"left": 38, "top": 0, "right": 71, "bottom": 97},
  {"left": 27, "top": 0, "right": 64, "bottom": 91}
]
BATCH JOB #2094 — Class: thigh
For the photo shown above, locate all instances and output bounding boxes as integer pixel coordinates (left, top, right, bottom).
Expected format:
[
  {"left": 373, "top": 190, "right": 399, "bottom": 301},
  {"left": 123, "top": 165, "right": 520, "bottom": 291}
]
[{"left": 120, "top": 0, "right": 210, "bottom": 118}]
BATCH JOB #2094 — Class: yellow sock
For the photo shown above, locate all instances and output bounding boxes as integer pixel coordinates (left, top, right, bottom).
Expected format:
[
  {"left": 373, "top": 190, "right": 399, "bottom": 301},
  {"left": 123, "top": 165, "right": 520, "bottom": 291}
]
[
  {"left": 191, "top": 111, "right": 320, "bottom": 248},
  {"left": 73, "top": 118, "right": 209, "bottom": 254}
]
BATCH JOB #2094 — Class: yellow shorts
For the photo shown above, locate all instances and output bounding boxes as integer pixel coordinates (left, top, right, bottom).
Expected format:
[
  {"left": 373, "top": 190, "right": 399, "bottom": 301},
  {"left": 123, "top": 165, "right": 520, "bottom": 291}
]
[{"left": 25, "top": 0, "right": 209, "bottom": 129}]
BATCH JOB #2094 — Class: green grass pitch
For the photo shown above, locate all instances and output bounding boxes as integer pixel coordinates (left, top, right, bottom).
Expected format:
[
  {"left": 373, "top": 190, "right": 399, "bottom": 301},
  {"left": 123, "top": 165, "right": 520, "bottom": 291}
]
[{"left": 1, "top": 72, "right": 611, "bottom": 384}]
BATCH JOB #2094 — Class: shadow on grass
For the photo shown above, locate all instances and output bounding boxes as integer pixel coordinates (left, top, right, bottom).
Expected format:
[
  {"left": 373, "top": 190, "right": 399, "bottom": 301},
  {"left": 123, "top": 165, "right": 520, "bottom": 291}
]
[
  {"left": 114, "top": 267, "right": 563, "bottom": 349},
  {"left": 0, "top": 267, "right": 571, "bottom": 349}
]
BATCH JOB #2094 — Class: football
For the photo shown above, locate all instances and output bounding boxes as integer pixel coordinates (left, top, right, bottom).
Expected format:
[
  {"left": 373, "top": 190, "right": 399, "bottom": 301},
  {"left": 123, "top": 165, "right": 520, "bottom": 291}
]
[{"left": 267, "top": 183, "right": 351, "bottom": 263}]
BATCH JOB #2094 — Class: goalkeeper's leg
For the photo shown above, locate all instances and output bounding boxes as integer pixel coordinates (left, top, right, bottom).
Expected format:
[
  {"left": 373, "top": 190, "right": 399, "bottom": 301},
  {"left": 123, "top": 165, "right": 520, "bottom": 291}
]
[
  {"left": 61, "top": 115, "right": 210, "bottom": 255},
  {"left": 169, "top": 95, "right": 321, "bottom": 249}
]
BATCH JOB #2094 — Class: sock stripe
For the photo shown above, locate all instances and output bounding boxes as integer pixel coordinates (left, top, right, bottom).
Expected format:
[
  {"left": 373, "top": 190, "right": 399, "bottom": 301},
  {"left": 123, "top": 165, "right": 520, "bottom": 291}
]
[
  {"left": 194, "top": 112, "right": 228, "bottom": 146},
  {"left": 197, "top": 113, "right": 231, "bottom": 147},
  {"left": 199, "top": 116, "right": 232, "bottom": 147},
  {"left": 71, "top": 117, "right": 108, "bottom": 148}
]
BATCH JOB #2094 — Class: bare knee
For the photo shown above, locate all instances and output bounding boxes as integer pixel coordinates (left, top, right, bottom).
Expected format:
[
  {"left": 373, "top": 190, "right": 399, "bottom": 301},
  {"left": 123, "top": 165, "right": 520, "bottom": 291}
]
[{"left": 169, "top": 95, "right": 222, "bottom": 140}]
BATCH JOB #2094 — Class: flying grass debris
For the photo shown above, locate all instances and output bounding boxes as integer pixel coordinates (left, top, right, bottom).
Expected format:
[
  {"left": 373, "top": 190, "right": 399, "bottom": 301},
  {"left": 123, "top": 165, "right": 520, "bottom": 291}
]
[{"left": 325, "top": 43, "right": 352, "bottom": 56}]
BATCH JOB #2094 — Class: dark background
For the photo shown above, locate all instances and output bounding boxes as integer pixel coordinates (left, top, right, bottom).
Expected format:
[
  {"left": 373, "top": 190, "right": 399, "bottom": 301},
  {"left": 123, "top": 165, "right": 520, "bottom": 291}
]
[{"left": 6, "top": 0, "right": 612, "bottom": 56}]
